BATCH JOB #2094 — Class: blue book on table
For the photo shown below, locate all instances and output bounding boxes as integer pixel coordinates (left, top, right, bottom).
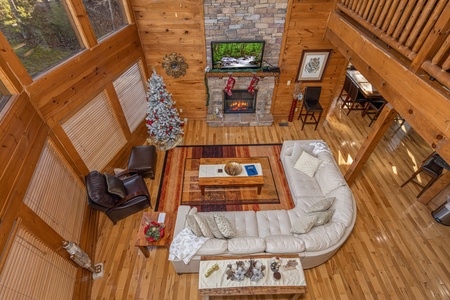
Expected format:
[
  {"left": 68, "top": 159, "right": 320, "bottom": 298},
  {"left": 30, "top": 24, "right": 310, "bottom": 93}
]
[{"left": 245, "top": 165, "right": 258, "bottom": 176}]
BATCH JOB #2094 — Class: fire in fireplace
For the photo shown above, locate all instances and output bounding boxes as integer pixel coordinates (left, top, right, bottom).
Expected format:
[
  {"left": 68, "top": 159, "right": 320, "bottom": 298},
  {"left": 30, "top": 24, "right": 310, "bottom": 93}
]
[{"left": 223, "top": 89, "right": 256, "bottom": 114}]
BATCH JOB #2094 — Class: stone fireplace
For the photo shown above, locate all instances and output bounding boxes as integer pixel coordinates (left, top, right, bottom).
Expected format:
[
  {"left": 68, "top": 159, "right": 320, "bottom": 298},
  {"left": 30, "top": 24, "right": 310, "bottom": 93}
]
[
  {"left": 204, "top": 0, "right": 288, "bottom": 126},
  {"left": 206, "top": 76, "right": 275, "bottom": 126}
]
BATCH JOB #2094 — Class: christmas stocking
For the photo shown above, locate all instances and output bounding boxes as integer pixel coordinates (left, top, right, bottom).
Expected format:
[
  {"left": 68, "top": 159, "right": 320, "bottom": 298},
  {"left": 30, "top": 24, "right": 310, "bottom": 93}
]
[
  {"left": 224, "top": 75, "right": 235, "bottom": 96},
  {"left": 248, "top": 75, "right": 260, "bottom": 95}
]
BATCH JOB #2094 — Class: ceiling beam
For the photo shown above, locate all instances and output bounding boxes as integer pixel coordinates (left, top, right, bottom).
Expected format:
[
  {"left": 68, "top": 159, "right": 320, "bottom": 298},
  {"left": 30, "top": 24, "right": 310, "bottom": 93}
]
[{"left": 326, "top": 12, "right": 450, "bottom": 164}]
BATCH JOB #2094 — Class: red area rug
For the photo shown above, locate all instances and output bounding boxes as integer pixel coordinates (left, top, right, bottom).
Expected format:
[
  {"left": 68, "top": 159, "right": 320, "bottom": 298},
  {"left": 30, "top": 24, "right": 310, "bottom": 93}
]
[{"left": 156, "top": 144, "right": 294, "bottom": 212}]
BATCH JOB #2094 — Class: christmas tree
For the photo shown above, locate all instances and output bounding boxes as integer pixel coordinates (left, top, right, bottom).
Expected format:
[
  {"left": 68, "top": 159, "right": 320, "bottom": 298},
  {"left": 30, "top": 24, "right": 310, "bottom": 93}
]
[{"left": 145, "top": 70, "right": 184, "bottom": 150}]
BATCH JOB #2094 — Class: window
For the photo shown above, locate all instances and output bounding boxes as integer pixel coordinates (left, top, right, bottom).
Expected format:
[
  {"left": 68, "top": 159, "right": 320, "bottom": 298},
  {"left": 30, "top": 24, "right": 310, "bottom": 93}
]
[
  {"left": 83, "top": 0, "right": 127, "bottom": 40},
  {"left": 0, "top": 227, "right": 77, "bottom": 299},
  {"left": 0, "top": 0, "right": 84, "bottom": 77},
  {"left": 113, "top": 62, "right": 147, "bottom": 132},
  {"left": 61, "top": 91, "right": 127, "bottom": 171},
  {"left": 23, "top": 139, "right": 86, "bottom": 243},
  {"left": 0, "top": 80, "right": 11, "bottom": 111}
]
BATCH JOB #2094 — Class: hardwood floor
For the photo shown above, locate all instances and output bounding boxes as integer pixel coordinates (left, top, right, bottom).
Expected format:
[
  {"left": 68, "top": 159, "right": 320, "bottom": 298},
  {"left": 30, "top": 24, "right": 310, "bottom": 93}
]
[{"left": 91, "top": 104, "right": 450, "bottom": 299}]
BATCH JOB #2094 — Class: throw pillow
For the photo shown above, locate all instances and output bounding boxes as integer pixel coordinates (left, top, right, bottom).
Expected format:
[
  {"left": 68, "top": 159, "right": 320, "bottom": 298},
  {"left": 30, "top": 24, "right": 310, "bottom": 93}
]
[
  {"left": 186, "top": 215, "right": 203, "bottom": 237},
  {"left": 294, "top": 151, "right": 323, "bottom": 177},
  {"left": 194, "top": 214, "right": 214, "bottom": 238},
  {"left": 308, "top": 210, "right": 334, "bottom": 226},
  {"left": 214, "top": 214, "right": 236, "bottom": 239},
  {"left": 290, "top": 215, "right": 318, "bottom": 234},
  {"left": 306, "top": 197, "right": 335, "bottom": 213},
  {"left": 205, "top": 216, "right": 225, "bottom": 239},
  {"left": 104, "top": 173, "right": 126, "bottom": 199}
]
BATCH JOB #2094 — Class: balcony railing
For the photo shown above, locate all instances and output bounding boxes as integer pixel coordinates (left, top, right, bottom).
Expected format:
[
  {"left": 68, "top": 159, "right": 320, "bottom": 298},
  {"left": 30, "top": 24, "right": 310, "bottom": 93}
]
[{"left": 337, "top": 0, "right": 450, "bottom": 89}]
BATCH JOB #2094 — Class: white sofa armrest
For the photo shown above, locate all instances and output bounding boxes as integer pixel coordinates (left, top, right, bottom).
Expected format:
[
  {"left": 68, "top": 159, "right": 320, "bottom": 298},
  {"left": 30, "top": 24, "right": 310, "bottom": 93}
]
[{"left": 173, "top": 205, "right": 193, "bottom": 237}]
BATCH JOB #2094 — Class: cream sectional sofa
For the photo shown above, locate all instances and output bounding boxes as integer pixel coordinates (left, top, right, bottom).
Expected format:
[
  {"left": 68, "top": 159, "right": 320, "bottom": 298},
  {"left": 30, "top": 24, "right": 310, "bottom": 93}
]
[{"left": 171, "top": 140, "right": 356, "bottom": 274}]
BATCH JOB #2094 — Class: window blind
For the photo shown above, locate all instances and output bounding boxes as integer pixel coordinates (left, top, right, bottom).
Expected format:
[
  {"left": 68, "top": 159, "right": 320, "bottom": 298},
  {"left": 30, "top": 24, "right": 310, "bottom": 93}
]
[
  {"left": 61, "top": 91, "right": 127, "bottom": 171},
  {"left": 113, "top": 62, "right": 147, "bottom": 132},
  {"left": 23, "top": 139, "right": 85, "bottom": 243},
  {"left": 0, "top": 227, "right": 77, "bottom": 299}
]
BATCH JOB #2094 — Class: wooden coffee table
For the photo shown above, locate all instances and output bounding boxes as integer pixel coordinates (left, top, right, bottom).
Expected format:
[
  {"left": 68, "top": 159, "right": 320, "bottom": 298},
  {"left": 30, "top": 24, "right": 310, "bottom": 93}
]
[
  {"left": 198, "top": 157, "right": 264, "bottom": 195},
  {"left": 198, "top": 255, "right": 307, "bottom": 299},
  {"left": 135, "top": 211, "right": 175, "bottom": 258}
]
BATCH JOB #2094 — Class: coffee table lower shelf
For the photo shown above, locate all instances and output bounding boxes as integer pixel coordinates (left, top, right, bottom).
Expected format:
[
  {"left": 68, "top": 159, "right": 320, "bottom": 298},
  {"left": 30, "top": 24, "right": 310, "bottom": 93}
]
[{"left": 198, "top": 255, "right": 307, "bottom": 300}]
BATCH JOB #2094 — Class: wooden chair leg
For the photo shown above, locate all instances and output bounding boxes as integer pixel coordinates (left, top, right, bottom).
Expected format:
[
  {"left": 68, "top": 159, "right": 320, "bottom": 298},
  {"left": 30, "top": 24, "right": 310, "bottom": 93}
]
[{"left": 401, "top": 168, "right": 423, "bottom": 187}]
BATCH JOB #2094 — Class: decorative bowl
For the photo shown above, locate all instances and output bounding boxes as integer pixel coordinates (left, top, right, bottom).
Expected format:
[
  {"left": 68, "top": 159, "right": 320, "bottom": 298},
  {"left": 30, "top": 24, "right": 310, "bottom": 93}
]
[{"left": 224, "top": 162, "right": 243, "bottom": 176}]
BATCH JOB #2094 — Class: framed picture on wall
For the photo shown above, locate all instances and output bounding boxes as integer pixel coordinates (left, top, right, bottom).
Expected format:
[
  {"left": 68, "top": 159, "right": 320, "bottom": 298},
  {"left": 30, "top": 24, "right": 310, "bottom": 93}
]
[{"left": 296, "top": 50, "right": 332, "bottom": 82}]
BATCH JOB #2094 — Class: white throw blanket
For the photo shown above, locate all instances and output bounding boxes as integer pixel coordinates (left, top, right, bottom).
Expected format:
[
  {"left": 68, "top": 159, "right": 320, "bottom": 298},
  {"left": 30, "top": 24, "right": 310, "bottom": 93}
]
[
  {"left": 310, "top": 141, "right": 331, "bottom": 155},
  {"left": 168, "top": 228, "right": 210, "bottom": 264}
]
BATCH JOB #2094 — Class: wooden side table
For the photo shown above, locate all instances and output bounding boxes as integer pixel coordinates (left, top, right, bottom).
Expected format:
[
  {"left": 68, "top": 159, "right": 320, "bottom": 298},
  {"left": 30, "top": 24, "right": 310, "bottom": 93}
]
[{"left": 135, "top": 211, "right": 176, "bottom": 258}]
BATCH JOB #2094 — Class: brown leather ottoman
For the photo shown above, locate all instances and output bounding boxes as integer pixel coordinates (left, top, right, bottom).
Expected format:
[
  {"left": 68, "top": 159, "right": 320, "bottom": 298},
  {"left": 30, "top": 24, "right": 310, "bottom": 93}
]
[{"left": 127, "top": 145, "right": 157, "bottom": 179}]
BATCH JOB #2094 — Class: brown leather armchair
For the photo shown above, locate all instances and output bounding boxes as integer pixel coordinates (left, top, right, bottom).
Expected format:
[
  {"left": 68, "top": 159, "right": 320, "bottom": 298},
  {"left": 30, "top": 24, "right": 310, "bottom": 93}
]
[{"left": 86, "top": 170, "right": 151, "bottom": 224}]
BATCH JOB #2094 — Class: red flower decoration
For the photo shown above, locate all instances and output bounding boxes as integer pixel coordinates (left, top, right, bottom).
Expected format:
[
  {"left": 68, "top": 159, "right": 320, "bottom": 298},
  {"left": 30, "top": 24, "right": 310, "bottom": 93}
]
[{"left": 144, "top": 221, "right": 165, "bottom": 242}]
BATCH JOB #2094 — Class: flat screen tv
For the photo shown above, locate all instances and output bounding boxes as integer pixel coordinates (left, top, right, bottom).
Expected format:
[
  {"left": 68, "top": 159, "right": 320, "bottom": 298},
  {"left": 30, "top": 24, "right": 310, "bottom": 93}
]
[{"left": 211, "top": 40, "right": 265, "bottom": 70}]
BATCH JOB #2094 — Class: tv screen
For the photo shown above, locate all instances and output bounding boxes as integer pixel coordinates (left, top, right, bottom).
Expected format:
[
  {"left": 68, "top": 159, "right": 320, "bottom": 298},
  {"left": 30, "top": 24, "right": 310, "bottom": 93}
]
[{"left": 211, "top": 40, "right": 265, "bottom": 70}]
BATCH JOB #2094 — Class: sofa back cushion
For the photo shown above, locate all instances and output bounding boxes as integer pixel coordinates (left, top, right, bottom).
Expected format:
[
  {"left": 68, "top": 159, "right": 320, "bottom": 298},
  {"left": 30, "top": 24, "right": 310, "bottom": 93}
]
[
  {"left": 314, "top": 152, "right": 347, "bottom": 195},
  {"left": 293, "top": 222, "right": 347, "bottom": 251},
  {"left": 256, "top": 210, "right": 292, "bottom": 238},
  {"left": 325, "top": 185, "right": 355, "bottom": 227}
]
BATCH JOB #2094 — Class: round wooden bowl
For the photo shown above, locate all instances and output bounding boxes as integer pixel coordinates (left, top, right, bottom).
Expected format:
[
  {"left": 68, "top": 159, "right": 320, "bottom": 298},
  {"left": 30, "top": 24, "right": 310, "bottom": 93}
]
[{"left": 224, "top": 162, "right": 243, "bottom": 176}]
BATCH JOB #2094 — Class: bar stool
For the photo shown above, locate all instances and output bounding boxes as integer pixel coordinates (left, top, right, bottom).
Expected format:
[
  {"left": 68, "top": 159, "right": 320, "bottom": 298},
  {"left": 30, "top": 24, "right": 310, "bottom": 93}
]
[
  {"left": 337, "top": 74, "right": 352, "bottom": 106},
  {"left": 297, "top": 87, "right": 323, "bottom": 131},
  {"left": 401, "top": 152, "right": 448, "bottom": 198},
  {"left": 362, "top": 98, "right": 387, "bottom": 126}
]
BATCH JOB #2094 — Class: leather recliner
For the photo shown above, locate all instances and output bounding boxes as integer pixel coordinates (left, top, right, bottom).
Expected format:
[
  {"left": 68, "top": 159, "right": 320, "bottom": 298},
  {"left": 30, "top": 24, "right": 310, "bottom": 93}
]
[{"left": 85, "top": 170, "right": 151, "bottom": 224}]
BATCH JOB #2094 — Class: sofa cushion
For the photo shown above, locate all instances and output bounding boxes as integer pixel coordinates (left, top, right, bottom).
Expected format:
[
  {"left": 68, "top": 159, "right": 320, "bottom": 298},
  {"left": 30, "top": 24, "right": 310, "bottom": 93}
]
[
  {"left": 314, "top": 154, "right": 347, "bottom": 195},
  {"left": 295, "top": 222, "right": 347, "bottom": 251},
  {"left": 186, "top": 215, "right": 203, "bottom": 237},
  {"left": 228, "top": 237, "right": 266, "bottom": 254},
  {"left": 214, "top": 214, "right": 236, "bottom": 238},
  {"left": 282, "top": 157, "right": 324, "bottom": 198},
  {"left": 287, "top": 142, "right": 315, "bottom": 163},
  {"left": 294, "top": 151, "right": 323, "bottom": 177},
  {"left": 290, "top": 215, "right": 317, "bottom": 234},
  {"left": 256, "top": 210, "right": 292, "bottom": 238},
  {"left": 325, "top": 186, "right": 355, "bottom": 227},
  {"left": 265, "top": 235, "right": 305, "bottom": 253},
  {"left": 196, "top": 239, "right": 228, "bottom": 255},
  {"left": 306, "top": 197, "right": 335, "bottom": 213},
  {"left": 194, "top": 214, "right": 214, "bottom": 238}
]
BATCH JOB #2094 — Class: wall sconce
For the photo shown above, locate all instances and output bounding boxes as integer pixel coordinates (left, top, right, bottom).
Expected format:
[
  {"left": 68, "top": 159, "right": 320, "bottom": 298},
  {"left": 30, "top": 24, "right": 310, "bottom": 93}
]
[{"left": 62, "top": 240, "right": 104, "bottom": 280}]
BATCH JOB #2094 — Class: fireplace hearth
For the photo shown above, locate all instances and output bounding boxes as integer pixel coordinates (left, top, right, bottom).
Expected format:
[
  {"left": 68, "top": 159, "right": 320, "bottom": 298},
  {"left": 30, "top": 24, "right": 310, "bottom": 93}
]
[{"left": 223, "top": 90, "right": 256, "bottom": 114}]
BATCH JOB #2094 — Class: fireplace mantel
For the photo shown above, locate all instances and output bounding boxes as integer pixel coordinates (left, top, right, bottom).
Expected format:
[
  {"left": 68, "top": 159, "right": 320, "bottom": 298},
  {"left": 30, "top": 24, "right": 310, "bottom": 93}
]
[{"left": 206, "top": 71, "right": 280, "bottom": 78}]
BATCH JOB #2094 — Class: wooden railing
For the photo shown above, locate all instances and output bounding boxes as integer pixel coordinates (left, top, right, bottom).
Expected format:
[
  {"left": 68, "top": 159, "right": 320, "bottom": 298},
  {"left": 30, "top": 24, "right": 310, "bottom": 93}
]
[{"left": 337, "top": 0, "right": 450, "bottom": 89}]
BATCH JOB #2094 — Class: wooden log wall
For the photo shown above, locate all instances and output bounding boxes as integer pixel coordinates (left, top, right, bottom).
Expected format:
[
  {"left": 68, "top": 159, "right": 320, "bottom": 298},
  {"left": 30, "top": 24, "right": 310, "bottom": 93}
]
[
  {"left": 131, "top": 0, "right": 348, "bottom": 120},
  {"left": 131, "top": 0, "right": 207, "bottom": 119},
  {"left": 0, "top": 21, "right": 149, "bottom": 299},
  {"left": 272, "top": 0, "right": 348, "bottom": 119}
]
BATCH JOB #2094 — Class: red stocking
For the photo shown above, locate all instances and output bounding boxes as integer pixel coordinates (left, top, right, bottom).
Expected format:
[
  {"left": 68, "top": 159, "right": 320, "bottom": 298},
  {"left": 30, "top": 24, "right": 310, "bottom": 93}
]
[
  {"left": 224, "top": 75, "right": 235, "bottom": 96},
  {"left": 248, "top": 75, "right": 260, "bottom": 95}
]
